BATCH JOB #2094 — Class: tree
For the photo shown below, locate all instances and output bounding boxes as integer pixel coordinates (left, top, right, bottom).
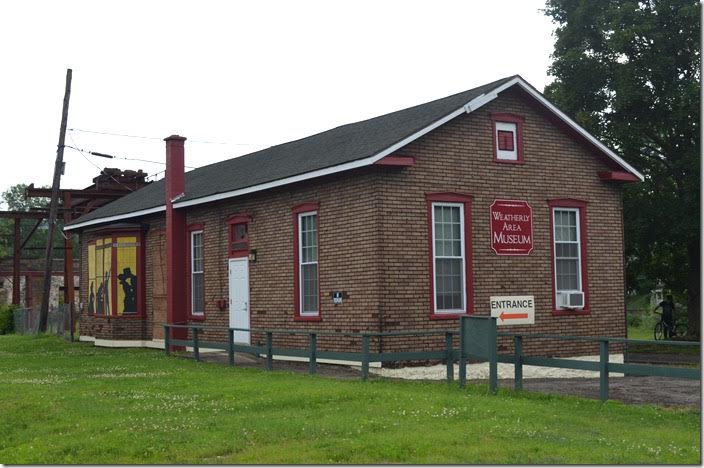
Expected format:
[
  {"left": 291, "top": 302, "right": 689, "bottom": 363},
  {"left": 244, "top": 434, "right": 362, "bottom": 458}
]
[
  {"left": 1, "top": 184, "right": 49, "bottom": 211},
  {"left": 0, "top": 184, "right": 65, "bottom": 261},
  {"left": 543, "top": 0, "right": 700, "bottom": 337}
]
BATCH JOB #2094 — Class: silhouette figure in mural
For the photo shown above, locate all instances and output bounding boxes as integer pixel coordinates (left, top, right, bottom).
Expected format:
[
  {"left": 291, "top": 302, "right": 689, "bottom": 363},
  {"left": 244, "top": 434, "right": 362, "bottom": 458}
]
[
  {"left": 118, "top": 267, "right": 138, "bottom": 313},
  {"left": 96, "top": 280, "right": 104, "bottom": 314},
  {"left": 88, "top": 282, "right": 95, "bottom": 314}
]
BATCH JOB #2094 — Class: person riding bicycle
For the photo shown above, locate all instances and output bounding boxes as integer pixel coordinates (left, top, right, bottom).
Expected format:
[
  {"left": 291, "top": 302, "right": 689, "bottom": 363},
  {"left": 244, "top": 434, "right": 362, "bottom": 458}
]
[{"left": 654, "top": 294, "right": 675, "bottom": 339}]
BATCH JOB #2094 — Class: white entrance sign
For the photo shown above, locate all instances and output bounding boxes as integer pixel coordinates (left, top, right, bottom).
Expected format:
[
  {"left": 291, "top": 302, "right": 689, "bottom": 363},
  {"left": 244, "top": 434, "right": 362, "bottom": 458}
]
[{"left": 490, "top": 295, "right": 535, "bottom": 326}]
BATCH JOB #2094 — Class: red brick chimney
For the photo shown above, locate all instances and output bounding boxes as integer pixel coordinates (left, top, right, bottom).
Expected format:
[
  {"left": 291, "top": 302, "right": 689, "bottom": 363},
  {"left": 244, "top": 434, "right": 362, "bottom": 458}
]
[{"left": 165, "top": 135, "right": 187, "bottom": 346}]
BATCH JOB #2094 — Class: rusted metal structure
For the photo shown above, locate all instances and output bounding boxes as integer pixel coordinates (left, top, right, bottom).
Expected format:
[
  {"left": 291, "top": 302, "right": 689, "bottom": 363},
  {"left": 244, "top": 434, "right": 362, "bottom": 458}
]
[{"left": 0, "top": 169, "right": 149, "bottom": 329}]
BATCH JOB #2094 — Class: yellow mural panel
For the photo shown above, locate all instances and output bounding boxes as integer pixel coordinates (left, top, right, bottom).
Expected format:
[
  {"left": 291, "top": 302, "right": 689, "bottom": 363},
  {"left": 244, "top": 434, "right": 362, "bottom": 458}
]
[
  {"left": 95, "top": 239, "right": 104, "bottom": 314},
  {"left": 88, "top": 235, "right": 142, "bottom": 316},
  {"left": 116, "top": 236, "right": 138, "bottom": 314},
  {"left": 102, "top": 239, "right": 112, "bottom": 315}
]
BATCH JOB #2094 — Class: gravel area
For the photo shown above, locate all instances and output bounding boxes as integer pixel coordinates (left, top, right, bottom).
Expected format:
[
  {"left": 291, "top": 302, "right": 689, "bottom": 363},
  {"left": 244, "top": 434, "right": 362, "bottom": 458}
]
[{"left": 369, "top": 354, "right": 625, "bottom": 380}]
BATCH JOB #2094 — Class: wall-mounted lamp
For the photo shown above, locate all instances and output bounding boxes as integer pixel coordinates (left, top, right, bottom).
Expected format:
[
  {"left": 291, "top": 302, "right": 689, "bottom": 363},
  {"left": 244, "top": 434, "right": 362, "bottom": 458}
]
[{"left": 248, "top": 249, "right": 257, "bottom": 262}]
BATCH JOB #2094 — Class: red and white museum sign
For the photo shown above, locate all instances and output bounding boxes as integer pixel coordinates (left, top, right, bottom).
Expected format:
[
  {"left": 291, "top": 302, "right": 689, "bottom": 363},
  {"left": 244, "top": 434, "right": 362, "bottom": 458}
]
[{"left": 490, "top": 199, "right": 534, "bottom": 255}]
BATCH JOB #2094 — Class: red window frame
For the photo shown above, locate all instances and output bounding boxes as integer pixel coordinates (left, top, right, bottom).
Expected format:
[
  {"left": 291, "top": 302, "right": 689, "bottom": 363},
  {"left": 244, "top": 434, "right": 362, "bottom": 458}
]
[
  {"left": 491, "top": 113, "right": 524, "bottom": 164},
  {"left": 548, "top": 199, "right": 590, "bottom": 316},
  {"left": 426, "top": 193, "right": 473, "bottom": 320},
  {"left": 187, "top": 223, "right": 206, "bottom": 320},
  {"left": 292, "top": 202, "right": 321, "bottom": 322},
  {"left": 227, "top": 214, "right": 252, "bottom": 258},
  {"left": 85, "top": 229, "right": 146, "bottom": 319}
]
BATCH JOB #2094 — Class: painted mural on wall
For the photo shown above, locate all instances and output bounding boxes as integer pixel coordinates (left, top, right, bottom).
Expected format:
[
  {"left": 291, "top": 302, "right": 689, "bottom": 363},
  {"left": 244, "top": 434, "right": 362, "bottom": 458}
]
[{"left": 88, "top": 236, "right": 139, "bottom": 315}]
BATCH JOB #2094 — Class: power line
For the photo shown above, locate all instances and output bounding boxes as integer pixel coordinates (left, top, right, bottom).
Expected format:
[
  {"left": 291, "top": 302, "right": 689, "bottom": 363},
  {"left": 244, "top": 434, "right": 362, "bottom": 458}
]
[
  {"left": 69, "top": 128, "right": 161, "bottom": 140},
  {"left": 64, "top": 144, "right": 195, "bottom": 169},
  {"left": 68, "top": 128, "right": 268, "bottom": 146},
  {"left": 146, "top": 170, "right": 166, "bottom": 182},
  {"left": 68, "top": 133, "right": 134, "bottom": 192}
]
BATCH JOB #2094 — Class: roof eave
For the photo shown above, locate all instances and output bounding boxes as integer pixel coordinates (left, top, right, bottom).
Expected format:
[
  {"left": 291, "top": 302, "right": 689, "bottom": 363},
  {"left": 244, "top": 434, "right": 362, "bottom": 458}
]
[
  {"left": 64, "top": 205, "right": 165, "bottom": 231},
  {"left": 507, "top": 78, "right": 644, "bottom": 181}
]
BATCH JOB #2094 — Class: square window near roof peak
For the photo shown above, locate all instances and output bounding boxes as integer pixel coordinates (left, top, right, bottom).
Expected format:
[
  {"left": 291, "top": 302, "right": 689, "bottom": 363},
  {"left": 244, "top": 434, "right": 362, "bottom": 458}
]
[
  {"left": 492, "top": 113, "right": 524, "bottom": 163},
  {"left": 495, "top": 121, "right": 518, "bottom": 160}
]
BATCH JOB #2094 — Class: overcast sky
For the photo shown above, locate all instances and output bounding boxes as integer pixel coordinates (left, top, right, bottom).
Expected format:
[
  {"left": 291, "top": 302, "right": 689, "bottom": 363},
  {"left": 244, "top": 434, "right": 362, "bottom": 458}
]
[{"left": 0, "top": 0, "right": 555, "bottom": 206}]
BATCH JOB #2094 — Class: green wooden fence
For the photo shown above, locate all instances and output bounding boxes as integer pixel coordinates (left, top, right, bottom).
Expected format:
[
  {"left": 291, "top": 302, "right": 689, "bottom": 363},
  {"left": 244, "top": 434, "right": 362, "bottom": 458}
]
[
  {"left": 164, "top": 319, "right": 701, "bottom": 402},
  {"left": 163, "top": 324, "right": 459, "bottom": 381},
  {"left": 458, "top": 316, "right": 701, "bottom": 401}
]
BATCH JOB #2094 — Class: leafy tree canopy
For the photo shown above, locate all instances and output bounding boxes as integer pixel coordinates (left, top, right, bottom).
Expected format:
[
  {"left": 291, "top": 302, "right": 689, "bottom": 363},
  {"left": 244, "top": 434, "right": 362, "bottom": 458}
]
[
  {"left": 1, "top": 184, "right": 49, "bottom": 211},
  {"left": 543, "top": 0, "right": 700, "bottom": 336}
]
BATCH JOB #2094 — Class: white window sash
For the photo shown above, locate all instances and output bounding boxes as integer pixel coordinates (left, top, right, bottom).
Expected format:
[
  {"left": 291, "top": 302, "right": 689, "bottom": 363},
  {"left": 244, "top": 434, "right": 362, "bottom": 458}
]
[
  {"left": 298, "top": 211, "right": 319, "bottom": 316},
  {"left": 552, "top": 208, "right": 582, "bottom": 303},
  {"left": 432, "top": 202, "right": 466, "bottom": 314},
  {"left": 191, "top": 230, "right": 204, "bottom": 315}
]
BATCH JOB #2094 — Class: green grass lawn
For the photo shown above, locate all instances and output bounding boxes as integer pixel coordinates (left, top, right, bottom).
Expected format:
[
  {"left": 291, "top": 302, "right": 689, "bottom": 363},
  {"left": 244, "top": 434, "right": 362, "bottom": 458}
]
[{"left": 0, "top": 335, "right": 700, "bottom": 464}]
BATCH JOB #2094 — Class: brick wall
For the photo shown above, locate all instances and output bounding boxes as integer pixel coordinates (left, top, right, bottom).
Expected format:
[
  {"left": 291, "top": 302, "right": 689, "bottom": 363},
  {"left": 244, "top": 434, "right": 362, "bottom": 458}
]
[
  {"left": 178, "top": 169, "right": 383, "bottom": 352},
  {"left": 378, "top": 87, "right": 626, "bottom": 356},
  {"left": 144, "top": 220, "right": 166, "bottom": 340}
]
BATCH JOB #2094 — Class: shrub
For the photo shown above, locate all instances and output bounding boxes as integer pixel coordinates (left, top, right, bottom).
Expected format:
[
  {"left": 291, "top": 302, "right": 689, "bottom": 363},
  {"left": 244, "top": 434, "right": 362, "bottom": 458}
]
[
  {"left": 627, "top": 312, "right": 642, "bottom": 328},
  {"left": 0, "top": 304, "right": 16, "bottom": 335}
]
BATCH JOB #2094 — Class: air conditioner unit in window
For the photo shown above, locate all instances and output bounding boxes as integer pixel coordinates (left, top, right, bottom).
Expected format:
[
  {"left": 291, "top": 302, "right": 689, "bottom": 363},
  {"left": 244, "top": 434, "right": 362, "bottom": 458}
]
[
  {"left": 557, "top": 291, "right": 584, "bottom": 309},
  {"left": 568, "top": 291, "right": 584, "bottom": 308}
]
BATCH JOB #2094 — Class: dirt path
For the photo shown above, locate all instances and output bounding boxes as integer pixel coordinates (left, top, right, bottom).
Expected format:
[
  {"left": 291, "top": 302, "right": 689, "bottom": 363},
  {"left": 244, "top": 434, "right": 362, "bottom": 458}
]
[{"left": 509, "top": 376, "right": 700, "bottom": 408}]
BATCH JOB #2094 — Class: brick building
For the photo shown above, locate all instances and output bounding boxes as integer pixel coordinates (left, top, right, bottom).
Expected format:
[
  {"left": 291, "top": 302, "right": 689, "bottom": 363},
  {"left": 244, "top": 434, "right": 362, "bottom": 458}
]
[{"left": 64, "top": 75, "right": 642, "bottom": 358}]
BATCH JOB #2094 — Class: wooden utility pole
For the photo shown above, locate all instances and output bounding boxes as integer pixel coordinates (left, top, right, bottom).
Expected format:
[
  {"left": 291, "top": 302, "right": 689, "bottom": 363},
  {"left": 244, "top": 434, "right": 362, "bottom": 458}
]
[
  {"left": 62, "top": 192, "right": 75, "bottom": 341},
  {"left": 12, "top": 217, "right": 21, "bottom": 304},
  {"left": 39, "top": 68, "right": 72, "bottom": 333}
]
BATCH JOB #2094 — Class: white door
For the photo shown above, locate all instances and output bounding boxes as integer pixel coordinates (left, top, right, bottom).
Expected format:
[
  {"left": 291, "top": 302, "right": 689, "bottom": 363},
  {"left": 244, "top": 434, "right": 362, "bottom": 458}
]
[{"left": 228, "top": 258, "right": 250, "bottom": 344}]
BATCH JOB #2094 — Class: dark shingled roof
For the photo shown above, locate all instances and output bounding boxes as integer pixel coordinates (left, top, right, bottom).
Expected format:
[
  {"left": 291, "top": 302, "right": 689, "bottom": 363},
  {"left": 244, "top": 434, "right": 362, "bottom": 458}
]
[{"left": 67, "top": 75, "right": 518, "bottom": 227}]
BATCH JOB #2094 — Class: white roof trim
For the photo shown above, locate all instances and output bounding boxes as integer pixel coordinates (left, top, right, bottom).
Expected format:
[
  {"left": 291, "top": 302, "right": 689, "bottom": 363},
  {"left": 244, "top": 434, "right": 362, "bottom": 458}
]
[
  {"left": 508, "top": 78, "right": 644, "bottom": 181},
  {"left": 65, "top": 76, "right": 642, "bottom": 229},
  {"left": 64, "top": 206, "right": 165, "bottom": 231},
  {"left": 468, "top": 77, "right": 642, "bottom": 180}
]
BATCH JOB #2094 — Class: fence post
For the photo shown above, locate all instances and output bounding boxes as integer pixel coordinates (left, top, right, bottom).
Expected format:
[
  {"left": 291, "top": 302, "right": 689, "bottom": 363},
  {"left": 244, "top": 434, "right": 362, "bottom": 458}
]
[
  {"left": 266, "top": 332, "right": 273, "bottom": 371},
  {"left": 309, "top": 333, "right": 317, "bottom": 375},
  {"left": 459, "top": 319, "right": 467, "bottom": 389},
  {"left": 445, "top": 332, "right": 454, "bottom": 383},
  {"left": 599, "top": 340, "right": 609, "bottom": 401},
  {"left": 68, "top": 304, "right": 74, "bottom": 342},
  {"left": 361, "top": 334, "right": 370, "bottom": 381},
  {"left": 228, "top": 329, "right": 235, "bottom": 367},
  {"left": 193, "top": 328, "right": 200, "bottom": 362},
  {"left": 164, "top": 325, "right": 170, "bottom": 356},
  {"left": 513, "top": 335, "right": 523, "bottom": 391},
  {"left": 489, "top": 321, "right": 498, "bottom": 395}
]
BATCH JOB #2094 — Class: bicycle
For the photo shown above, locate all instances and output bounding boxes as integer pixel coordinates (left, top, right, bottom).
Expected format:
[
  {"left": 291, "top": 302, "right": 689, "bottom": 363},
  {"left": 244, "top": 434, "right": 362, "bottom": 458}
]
[{"left": 653, "top": 312, "right": 687, "bottom": 340}]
